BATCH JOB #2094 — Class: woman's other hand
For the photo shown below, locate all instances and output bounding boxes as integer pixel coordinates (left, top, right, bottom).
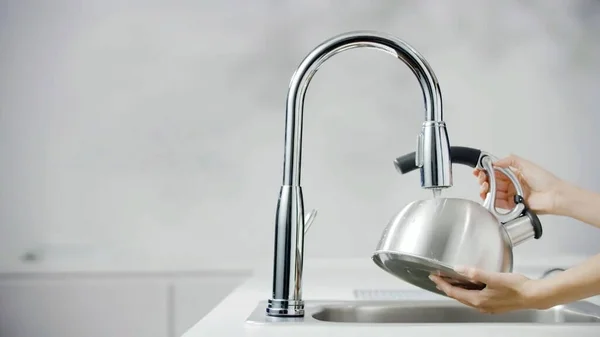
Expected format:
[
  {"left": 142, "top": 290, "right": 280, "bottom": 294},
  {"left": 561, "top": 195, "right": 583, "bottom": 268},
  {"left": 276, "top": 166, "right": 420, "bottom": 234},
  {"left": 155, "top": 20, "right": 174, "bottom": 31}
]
[{"left": 429, "top": 267, "right": 544, "bottom": 314}]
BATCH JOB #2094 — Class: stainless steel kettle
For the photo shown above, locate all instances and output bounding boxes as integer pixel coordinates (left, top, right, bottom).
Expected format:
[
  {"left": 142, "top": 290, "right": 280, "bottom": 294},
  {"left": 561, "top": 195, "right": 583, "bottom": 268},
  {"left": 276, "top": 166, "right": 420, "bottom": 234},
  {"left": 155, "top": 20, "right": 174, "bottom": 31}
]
[{"left": 372, "top": 146, "right": 543, "bottom": 296}]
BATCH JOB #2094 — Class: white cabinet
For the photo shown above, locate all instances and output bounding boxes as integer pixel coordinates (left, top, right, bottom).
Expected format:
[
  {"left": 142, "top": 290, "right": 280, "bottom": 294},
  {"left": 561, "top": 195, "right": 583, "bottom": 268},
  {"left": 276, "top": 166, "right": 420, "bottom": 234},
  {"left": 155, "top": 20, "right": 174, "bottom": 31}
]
[
  {"left": 172, "top": 275, "right": 246, "bottom": 336},
  {"left": 0, "top": 278, "right": 169, "bottom": 337},
  {"left": 0, "top": 273, "right": 248, "bottom": 337}
]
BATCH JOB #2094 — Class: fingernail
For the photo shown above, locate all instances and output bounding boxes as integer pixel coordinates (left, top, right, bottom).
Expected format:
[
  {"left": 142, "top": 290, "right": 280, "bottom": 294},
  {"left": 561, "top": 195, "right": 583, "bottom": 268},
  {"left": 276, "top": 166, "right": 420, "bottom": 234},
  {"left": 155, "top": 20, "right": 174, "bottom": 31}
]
[{"left": 454, "top": 266, "right": 468, "bottom": 274}]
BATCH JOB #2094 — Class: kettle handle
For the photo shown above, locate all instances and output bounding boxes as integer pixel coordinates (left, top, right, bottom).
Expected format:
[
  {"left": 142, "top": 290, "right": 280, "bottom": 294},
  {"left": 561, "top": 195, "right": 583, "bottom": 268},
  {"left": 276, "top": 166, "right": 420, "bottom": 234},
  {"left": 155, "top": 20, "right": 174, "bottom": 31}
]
[
  {"left": 481, "top": 156, "right": 543, "bottom": 240},
  {"left": 479, "top": 155, "right": 526, "bottom": 223}
]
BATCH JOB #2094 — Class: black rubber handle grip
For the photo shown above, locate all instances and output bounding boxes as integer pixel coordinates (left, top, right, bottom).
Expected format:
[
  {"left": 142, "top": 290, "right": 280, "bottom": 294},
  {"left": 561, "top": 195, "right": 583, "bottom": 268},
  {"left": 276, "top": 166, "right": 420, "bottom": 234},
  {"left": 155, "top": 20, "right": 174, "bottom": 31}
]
[
  {"left": 394, "top": 146, "right": 482, "bottom": 174},
  {"left": 393, "top": 152, "right": 418, "bottom": 174},
  {"left": 529, "top": 210, "right": 543, "bottom": 240},
  {"left": 514, "top": 195, "right": 543, "bottom": 240},
  {"left": 450, "top": 146, "right": 482, "bottom": 168}
]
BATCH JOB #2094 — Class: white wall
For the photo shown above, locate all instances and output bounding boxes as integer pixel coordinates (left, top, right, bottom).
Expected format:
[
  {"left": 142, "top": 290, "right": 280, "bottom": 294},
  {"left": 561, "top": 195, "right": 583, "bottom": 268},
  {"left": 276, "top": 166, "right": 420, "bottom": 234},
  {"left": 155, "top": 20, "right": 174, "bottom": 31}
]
[{"left": 1, "top": 0, "right": 600, "bottom": 266}]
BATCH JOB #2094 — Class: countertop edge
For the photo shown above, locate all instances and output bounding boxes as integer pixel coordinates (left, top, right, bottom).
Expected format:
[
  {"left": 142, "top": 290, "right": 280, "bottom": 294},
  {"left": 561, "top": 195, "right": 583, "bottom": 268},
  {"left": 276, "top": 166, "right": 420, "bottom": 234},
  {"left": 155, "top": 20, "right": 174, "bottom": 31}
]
[{"left": 0, "top": 254, "right": 593, "bottom": 276}]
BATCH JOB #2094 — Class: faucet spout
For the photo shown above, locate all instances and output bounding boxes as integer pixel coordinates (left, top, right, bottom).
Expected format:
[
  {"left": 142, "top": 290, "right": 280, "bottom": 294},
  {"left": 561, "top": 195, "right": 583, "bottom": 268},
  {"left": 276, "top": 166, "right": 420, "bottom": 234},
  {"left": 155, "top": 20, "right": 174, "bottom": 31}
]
[{"left": 267, "top": 31, "right": 453, "bottom": 317}]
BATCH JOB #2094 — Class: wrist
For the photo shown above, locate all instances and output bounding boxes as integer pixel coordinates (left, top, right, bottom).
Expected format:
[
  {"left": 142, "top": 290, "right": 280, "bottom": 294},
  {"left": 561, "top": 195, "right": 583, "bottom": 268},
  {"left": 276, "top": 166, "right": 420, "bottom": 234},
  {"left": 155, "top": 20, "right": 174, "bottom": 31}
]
[
  {"left": 521, "top": 279, "right": 558, "bottom": 310},
  {"left": 551, "top": 180, "right": 578, "bottom": 217}
]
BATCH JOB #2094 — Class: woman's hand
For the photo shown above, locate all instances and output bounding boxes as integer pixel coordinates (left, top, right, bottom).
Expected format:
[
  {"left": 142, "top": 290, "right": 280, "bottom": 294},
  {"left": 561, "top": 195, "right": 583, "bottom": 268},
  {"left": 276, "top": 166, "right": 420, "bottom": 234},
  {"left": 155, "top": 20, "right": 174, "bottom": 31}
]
[
  {"left": 429, "top": 267, "right": 543, "bottom": 314},
  {"left": 474, "top": 154, "right": 564, "bottom": 215}
]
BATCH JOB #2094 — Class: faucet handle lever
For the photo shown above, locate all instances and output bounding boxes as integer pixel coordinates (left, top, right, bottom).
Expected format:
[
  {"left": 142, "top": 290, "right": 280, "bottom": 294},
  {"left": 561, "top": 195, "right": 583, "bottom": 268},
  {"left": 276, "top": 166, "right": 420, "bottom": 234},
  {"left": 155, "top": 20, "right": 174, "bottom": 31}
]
[
  {"left": 304, "top": 209, "right": 318, "bottom": 234},
  {"left": 415, "top": 133, "right": 424, "bottom": 168}
]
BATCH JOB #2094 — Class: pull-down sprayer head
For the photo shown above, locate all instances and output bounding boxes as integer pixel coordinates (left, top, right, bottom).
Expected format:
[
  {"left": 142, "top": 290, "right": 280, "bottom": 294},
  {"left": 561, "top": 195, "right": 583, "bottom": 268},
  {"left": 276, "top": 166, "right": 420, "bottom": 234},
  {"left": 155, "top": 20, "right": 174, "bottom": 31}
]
[{"left": 267, "top": 31, "right": 453, "bottom": 317}]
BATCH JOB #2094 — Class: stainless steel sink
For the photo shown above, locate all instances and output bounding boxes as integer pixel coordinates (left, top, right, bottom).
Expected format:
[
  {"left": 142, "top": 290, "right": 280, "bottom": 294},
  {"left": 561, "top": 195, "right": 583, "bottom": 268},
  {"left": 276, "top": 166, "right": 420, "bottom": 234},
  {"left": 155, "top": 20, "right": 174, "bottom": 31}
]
[
  {"left": 246, "top": 300, "right": 600, "bottom": 325},
  {"left": 312, "top": 301, "right": 600, "bottom": 324}
]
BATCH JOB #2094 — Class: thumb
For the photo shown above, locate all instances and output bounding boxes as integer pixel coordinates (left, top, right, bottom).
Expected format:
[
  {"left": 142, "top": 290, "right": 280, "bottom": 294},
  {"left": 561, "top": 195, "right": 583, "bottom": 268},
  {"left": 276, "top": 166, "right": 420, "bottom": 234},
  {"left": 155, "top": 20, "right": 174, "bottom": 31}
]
[
  {"left": 493, "top": 154, "right": 523, "bottom": 170},
  {"left": 454, "top": 266, "right": 493, "bottom": 285}
]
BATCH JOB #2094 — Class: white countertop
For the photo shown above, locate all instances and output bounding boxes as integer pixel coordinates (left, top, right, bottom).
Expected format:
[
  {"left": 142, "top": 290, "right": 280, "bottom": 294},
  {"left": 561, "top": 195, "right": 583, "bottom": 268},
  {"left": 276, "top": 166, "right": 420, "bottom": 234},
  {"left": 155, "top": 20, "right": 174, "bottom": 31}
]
[{"left": 182, "top": 256, "right": 600, "bottom": 337}]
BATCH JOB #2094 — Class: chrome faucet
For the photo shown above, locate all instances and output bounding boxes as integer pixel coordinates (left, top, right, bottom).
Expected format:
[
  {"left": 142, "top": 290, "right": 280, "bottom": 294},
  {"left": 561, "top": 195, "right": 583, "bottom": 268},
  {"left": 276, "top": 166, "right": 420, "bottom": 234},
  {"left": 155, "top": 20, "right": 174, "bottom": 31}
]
[{"left": 266, "top": 31, "right": 453, "bottom": 317}]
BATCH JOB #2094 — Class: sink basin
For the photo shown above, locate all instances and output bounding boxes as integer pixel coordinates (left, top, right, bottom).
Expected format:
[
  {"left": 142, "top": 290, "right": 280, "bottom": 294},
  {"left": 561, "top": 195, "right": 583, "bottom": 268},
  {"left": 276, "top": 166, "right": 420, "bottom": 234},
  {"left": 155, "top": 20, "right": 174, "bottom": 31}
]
[
  {"left": 246, "top": 300, "right": 600, "bottom": 325},
  {"left": 312, "top": 301, "right": 600, "bottom": 324}
]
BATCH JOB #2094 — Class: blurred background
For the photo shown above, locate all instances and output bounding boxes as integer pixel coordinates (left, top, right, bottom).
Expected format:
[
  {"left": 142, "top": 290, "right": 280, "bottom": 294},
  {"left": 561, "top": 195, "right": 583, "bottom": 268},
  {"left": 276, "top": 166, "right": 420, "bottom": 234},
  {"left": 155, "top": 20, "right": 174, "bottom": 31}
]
[{"left": 1, "top": 0, "right": 599, "bottom": 336}]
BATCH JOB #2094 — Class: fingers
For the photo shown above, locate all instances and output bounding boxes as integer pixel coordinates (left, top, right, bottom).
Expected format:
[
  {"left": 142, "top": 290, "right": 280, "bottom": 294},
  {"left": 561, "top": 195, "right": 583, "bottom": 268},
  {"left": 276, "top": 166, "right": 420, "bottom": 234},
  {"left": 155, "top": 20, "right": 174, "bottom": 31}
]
[
  {"left": 453, "top": 266, "right": 516, "bottom": 289},
  {"left": 479, "top": 181, "right": 488, "bottom": 199},
  {"left": 494, "top": 191, "right": 512, "bottom": 201},
  {"left": 477, "top": 170, "right": 512, "bottom": 183},
  {"left": 429, "top": 275, "right": 479, "bottom": 306},
  {"left": 477, "top": 171, "right": 486, "bottom": 184},
  {"left": 454, "top": 266, "right": 494, "bottom": 285},
  {"left": 475, "top": 170, "right": 512, "bottom": 189},
  {"left": 492, "top": 179, "right": 512, "bottom": 192},
  {"left": 493, "top": 154, "right": 523, "bottom": 170},
  {"left": 480, "top": 184, "right": 513, "bottom": 198},
  {"left": 494, "top": 199, "right": 515, "bottom": 210},
  {"left": 479, "top": 182, "right": 515, "bottom": 208},
  {"left": 475, "top": 168, "right": 516, "bottom": 206},
  {"left": 430, "top": 278, "right": 520, "bottom": 315},
  {"left": 431, "top": 269, "right": 531, "bottom": 315}
]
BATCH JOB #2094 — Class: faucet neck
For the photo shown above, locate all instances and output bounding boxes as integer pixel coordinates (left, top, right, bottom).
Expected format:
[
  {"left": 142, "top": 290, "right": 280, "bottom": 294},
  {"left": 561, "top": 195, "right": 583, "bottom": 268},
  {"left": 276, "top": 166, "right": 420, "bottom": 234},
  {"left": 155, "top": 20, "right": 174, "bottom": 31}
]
[{"left": 282, "top": 31, "right": 444, "bottom": 187}]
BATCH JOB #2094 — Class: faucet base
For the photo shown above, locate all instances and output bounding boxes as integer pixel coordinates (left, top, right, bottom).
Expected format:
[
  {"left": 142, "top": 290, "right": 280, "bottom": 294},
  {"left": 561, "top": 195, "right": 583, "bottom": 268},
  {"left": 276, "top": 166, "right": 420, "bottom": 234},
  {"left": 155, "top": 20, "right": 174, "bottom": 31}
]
[{"left": 266, "top": 299, "right": 305, "bottom": 317}]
